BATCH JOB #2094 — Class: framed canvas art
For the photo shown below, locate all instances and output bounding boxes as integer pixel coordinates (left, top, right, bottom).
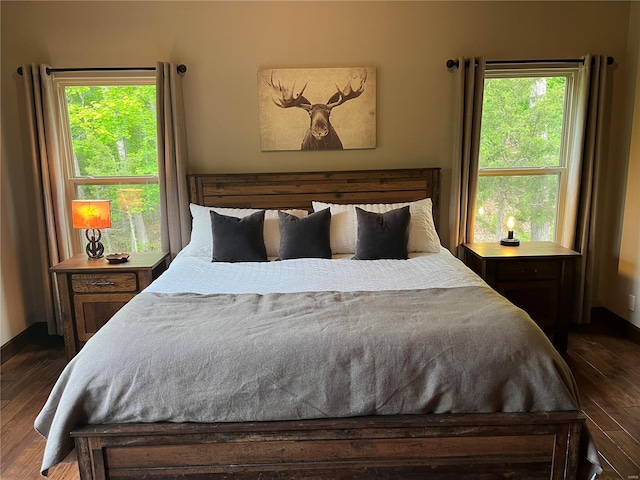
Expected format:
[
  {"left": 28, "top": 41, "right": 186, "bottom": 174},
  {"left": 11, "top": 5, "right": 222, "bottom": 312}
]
[{"left": 258, "top": 67, "right": 376, "bottom": 151}]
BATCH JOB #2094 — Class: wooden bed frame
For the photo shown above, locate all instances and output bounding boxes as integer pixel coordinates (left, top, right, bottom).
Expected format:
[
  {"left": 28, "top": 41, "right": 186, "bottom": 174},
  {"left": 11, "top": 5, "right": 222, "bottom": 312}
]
[
  {"left": 70, "top": 168, "right": 586, "bottom": 479},
  {"left": 187, "top": 167, "right": 441, "bottom": 226}
]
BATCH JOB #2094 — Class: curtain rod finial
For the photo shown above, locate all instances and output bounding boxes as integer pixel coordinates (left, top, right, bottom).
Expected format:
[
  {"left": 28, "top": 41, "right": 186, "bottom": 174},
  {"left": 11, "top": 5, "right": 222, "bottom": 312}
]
[
  {"left": 177, "top": 64, "right": 187, "bottom": 74},
  {"left": 446, "top": 59, "right": 459, "bottom": 69}
]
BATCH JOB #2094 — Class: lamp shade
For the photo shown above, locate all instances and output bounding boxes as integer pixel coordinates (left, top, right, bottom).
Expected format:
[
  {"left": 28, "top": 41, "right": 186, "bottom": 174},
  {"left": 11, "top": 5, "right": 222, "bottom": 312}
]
[{"left": 72, "top": 200, "right": 112, "bottom": 229}]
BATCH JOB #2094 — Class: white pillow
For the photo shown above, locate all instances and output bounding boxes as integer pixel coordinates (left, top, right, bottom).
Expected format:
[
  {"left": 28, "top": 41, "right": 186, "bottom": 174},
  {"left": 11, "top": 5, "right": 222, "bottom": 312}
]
[
  {"left": 183, "top": 204, "right": 308, "bottom": 258},
  {"left": 312, "top": 198, "right": 440, "bottom": 254}
]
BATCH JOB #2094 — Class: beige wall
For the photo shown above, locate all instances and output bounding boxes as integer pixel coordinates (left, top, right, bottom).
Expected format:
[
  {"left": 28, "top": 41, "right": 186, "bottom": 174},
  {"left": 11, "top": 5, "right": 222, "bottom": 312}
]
[
  {"left": 1, "top": 1, "right": 636, "bottom": 344},
  {"left": 607, "top": 2, "right": 640, "bottom": 327},
  {"left": 1, "top": 90, "right": 28, "bottom": 343}
]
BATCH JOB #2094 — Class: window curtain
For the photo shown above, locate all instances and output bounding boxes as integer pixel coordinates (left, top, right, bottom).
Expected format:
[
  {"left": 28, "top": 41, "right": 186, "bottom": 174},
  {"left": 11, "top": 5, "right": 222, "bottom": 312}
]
[
  {"left": 21, "top": 65, "right": 74, "bottom": 335},
  {"left": 572, "top": 55, "right": 609, "bottom": 324},
  {"left": 156, "top": 62, "right": 191, "bottom": 259},
  {"left": 449, "top": 57, "right": 486, "bottom": 257},
  {"left": 448, "top": 54, "right": 609, "bottom": 324}
]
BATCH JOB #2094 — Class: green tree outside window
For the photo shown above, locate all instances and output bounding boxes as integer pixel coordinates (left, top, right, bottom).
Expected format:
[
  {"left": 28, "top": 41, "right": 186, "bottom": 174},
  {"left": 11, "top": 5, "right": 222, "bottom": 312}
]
[
  {"left": 65, "top": 85, "right": 161, "bottom": 253},
  {"left": 475, "top": 75, "right": 567, "bottom": 242}
]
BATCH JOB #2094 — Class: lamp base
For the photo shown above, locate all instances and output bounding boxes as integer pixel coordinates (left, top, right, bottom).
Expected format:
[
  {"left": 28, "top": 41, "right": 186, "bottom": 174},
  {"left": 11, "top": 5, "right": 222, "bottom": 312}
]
[
  {"left": 500, "top": 238, "right": 520, "bottom": 247},
  {"left": 85, "top": 228, "right": 105, "bottom": 259}
]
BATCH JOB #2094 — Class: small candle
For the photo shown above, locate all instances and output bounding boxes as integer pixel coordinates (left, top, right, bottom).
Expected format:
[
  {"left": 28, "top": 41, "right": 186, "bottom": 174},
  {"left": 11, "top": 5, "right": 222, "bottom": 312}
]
[{"left": 507, "top": 216, "right": 515, "bottom": 239}]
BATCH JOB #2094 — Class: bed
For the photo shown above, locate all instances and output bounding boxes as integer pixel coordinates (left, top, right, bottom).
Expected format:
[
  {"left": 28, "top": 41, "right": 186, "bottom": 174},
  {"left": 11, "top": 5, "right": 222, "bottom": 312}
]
[{"left": 36, "top": 168, "right": 600, "bottom": 479}]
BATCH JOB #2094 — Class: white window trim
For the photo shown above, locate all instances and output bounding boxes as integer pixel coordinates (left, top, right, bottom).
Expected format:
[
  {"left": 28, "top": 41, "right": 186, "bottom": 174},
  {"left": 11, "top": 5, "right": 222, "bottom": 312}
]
[
  {"left": 477, "top": 65, "right": 581, "bottom": 243},
  {"left": 53, "top": 72, "right": 158, "bottom": 254}
]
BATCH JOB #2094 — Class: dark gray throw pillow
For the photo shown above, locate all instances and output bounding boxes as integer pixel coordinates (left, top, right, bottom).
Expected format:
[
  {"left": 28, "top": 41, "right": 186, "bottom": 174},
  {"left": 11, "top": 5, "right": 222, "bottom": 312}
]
[
  {"left": 353, "top": 206, "right": 411, "bottom": 260},
  {"left": 278, "top": 208, "right": 332, "bottom": 260},
  {"left": 210, "top": 210, "right": 267, "bottom": 262}
]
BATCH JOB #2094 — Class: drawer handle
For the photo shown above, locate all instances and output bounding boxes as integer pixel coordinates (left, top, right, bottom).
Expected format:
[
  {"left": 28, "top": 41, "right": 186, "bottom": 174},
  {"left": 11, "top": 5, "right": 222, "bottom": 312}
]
[{"left": 91, "top": 281, "right": 115, "bottom": 287}]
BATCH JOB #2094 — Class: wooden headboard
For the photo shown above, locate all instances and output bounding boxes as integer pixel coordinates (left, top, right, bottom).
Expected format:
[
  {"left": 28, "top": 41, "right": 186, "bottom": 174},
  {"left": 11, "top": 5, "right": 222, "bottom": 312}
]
[{"left": 188, "top": 168, "right": 441, "bottom": 229}]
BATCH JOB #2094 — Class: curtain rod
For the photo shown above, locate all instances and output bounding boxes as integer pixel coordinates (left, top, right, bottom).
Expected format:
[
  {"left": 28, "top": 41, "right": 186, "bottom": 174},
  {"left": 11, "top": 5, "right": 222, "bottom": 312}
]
[
  {"left": 16, "top": 64, "right": 187, "bottom": 76},
  {"left": 445, "top": 57, "right": 614, "bottom": 69}
]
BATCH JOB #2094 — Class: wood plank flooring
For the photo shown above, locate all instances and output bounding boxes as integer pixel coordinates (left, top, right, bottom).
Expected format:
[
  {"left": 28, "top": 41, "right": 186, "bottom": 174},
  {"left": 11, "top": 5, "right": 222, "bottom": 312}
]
[
  {"left": 1, "top": 322, "right": 639, "bottom": 480},
  {"left": 564, "top": 322, "right": 640, "bottom": 479}
]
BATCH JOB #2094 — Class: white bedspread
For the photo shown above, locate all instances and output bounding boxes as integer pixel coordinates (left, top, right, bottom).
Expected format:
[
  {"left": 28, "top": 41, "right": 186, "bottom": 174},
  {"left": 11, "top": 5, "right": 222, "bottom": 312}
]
[{"left": 148, "top": 248, "right": 486, "bottom": 295}]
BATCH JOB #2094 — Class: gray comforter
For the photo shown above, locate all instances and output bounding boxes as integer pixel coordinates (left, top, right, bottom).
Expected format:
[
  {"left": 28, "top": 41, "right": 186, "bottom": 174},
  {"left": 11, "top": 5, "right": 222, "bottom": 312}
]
[{"left": 36, "top": 286, "right": 583, "bottom": 474}]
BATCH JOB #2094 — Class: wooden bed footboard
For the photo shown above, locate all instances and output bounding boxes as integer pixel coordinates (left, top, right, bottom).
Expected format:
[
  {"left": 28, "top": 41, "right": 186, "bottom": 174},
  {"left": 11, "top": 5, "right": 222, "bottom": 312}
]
[{"left": 72, "top": 412, "right": 585, "bottom": 480}]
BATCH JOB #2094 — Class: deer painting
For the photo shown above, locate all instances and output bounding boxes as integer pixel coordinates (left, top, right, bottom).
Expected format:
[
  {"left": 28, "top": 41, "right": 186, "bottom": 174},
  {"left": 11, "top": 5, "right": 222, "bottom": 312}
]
[{"left": 265, "top": 68, "right": 369, "bottom": 150}]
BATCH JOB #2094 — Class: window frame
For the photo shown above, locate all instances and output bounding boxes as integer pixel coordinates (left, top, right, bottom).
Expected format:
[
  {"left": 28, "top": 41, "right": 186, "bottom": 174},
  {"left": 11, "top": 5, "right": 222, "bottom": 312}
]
[
  {"left": 53, "top": 71, "right": 159, "bottom": 254},
  {"left": 476, "top": 63, "right": 582, "bottom": 243}
]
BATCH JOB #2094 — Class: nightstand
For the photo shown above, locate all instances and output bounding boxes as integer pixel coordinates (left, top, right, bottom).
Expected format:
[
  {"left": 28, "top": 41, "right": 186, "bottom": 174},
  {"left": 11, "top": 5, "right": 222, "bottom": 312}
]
[
  {"left": 51, "top": 252, "right": 170, "bottom": 359},
  {"left": 462, "top": 242, "right": 579, "bottom": 352}
]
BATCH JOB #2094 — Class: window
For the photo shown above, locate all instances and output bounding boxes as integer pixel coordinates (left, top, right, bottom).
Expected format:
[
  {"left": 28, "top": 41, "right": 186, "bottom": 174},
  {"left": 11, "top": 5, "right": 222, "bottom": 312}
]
[
  {"left": 55, "top": 74, "right": 161, "bottom": 254},
  {"left": 474, "top": 66, "right": 580, "bottom": 243}
]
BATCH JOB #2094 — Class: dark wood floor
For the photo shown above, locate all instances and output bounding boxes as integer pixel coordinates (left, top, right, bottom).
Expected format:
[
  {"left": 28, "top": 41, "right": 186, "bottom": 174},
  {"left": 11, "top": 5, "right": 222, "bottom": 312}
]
[
  {"left": 563, "top": 322, "right": 640, "bottom": 478},
  {"left": 1, "top": 322, "right": 639, "bottom": 480}
]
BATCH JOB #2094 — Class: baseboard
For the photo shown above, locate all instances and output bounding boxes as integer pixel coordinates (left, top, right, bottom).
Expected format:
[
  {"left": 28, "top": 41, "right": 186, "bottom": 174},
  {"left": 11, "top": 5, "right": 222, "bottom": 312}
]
[
  {"left": 590, "top": 306, "right": 640, "bottom": 346},
  {"left": 1, "top": 322, "right": 60, "bottom": 365}
]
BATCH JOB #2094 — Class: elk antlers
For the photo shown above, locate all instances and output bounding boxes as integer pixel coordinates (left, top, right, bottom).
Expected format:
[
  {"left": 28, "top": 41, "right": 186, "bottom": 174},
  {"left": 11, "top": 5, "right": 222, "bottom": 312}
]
[
  {"left": 327, "top": 69, "right": 367, "bottom": 109},
  {"left": 267, "top": 71, "right": 311, "bottom": 111},
  {"left": 266, "top": 69, "right": 368, "bottom": 111}
]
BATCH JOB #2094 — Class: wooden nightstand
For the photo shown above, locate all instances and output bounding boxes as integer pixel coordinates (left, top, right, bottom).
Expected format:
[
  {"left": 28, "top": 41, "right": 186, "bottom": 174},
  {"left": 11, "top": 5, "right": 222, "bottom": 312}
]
[
  {"left": 462, "top": 242, "right": 579, "bottom": 352},
  {"left": 51, "top": 252, "right": 170, "bottom": 359}
]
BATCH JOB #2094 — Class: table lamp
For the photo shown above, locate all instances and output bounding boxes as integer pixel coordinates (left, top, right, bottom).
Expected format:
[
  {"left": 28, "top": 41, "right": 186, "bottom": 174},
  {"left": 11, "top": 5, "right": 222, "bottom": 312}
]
[
  {"left": 72, "top": 200, "right": 112, "bottom": 259},
  {"left": 500, "top": 216, "right": 520, "bottom": 246}
]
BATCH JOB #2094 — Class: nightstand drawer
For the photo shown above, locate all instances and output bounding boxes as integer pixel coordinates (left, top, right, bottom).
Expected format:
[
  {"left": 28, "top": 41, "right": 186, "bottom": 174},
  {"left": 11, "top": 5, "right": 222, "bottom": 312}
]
[
  {"left": 496, "top": 280, "right": 559, "bottom": 329},
  {"left": 497, "top": 260, "right": 560, "bottom": 281},
  {"left": 52, "top": 252, "right": 170, "bottom": 360},
  {"left": 462, "top": 242, "right": 578, "bottom": 353},
  {"left": 71, "top": 273, "right": 138, "bottom": 293}
]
